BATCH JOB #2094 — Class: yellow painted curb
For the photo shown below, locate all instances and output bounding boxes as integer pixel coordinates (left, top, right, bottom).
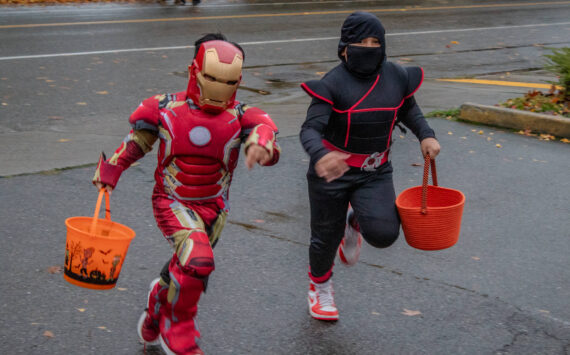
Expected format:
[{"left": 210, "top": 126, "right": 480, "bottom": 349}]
[
  {"left": 459, "top": 103, "right": 570, "bottom": 138},
  {"left": 437, "top": 78, "right": 563, "bottom": 90}
]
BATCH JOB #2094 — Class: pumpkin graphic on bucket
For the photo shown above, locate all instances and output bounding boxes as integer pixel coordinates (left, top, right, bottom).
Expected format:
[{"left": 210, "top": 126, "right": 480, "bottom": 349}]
[{"left": 64, "top": 189, "right": 136, "bottom": 290}]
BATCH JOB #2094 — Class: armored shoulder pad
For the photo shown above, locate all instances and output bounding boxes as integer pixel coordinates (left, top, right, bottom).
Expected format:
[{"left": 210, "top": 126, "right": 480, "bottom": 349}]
[
  {"left": 404, "top": 66, "right": 424, "bottom": 98},
  {"left": 300, "top": 80, "right": 334, "bottom": 105},
  {"left": 240, "top": 106, "right": 278, "bottom": 132},
  {"left": 128, "top": 95, "right": 164, "bottom": 131}
]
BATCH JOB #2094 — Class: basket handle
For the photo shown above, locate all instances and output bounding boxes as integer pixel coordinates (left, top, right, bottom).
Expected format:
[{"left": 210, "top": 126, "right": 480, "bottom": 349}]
[
  {"left": 421, "top": 154, "right": 438, "bottom": 214},
  {"left": 89, "top": 188, "right": 111, "bottom": 233}
]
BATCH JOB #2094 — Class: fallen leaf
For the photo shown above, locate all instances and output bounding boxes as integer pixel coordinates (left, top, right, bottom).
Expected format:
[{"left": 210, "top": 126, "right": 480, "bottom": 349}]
[
  {"left": 117, "top": 288, "right": 127, "bottom": 291},
  {"left": 447, "top": 131, "right": 453, "bottom": 135},
  {"left": 539, "top": 134, "right": 555, "bottom": 141},
  {"left": 402, "top": 308, "right": 422, "bottom": 316},
  {"left": 95, "top": 91, "right": 109, "bottom": 95},
  {"left": 76, "top": 102, "right": 87, "bottom": 106},
  {"left": 469, "top": 150, "right": 475, "bottom": 154},
  {"left": 496, "top": 144, "right": 502, "bottom": 148},
  {"left": 371, "top": 311, "right": 380, "bottom": 315},
  {"left": 58, "top": 139, "right": 70, "bottom": 143},
  {"left": 478, "top": 130, "right": 484, "bottom": 135},
  {"left": 487, "top": 137, "right": 492, "bottom": 141},
  {"left": 445, "top": 44, "right": 452, "bottom": 48},
  {"left": 253, "top": 219, "right": 265, "bottom": 224},
  {"left": 47, "top": 265, "right": 62, "bottom": 274},
  {"left": 77, "top": 308, "right": 86, "bottom": 312},
  {"left": 49, "top": 116, "right": 63, "bottom": 120},
  {"left": 538, "top": 309, "right": 550, "bottom": 314},
  {"left": 315, "top": 72, "right": 326, "bottom": 76},
  {"left": 561, "top": 138, "right": 570, "bottom": 144},
  {"left": 471, "top": 256, "right": 480, "bottom": 261},
  {"left": 460, "top": 136, "right": 467, "bottom": 139},
  {"left": 43, "top": 330, "right": 54, "bottom": 338},
  {"left": 97, "top": 326, "right": 107, "bottom": 330},
  {"left": 451, "top": 41, "right": 460, "bottom": 44},
  {"left": 2, "top": 103, "right": 8, "bottom": 106},
  {"left": 131, "top": 162, "right": 140, "bottom": 167},
  {"left": 411, "top": 163, "right": 422, "bottom": 167}
]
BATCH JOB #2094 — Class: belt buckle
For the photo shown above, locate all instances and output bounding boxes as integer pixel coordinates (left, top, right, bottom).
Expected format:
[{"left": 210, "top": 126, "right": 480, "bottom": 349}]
[{"left": 361, "top": 151, "right": 386, "bottom": 171}]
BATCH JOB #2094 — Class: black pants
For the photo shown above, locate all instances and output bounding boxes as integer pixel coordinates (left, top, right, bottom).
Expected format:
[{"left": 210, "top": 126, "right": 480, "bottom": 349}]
[{"left": 307, "top": 162, "right": 400, "bottom": 279}]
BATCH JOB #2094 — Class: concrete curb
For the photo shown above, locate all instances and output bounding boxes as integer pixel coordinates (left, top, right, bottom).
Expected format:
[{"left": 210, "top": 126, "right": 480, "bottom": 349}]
[{"left": 459, "top": 103, "right": 570, "bottom": 138}]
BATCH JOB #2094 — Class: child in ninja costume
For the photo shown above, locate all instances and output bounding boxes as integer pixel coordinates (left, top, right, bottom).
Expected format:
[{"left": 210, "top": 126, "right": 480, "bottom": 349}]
[
  {"left": 300, "top": 12, "right": 440, "bottom": 321},
  {"left": 93, "top": 33, "right": 280, "bottom": 354}
]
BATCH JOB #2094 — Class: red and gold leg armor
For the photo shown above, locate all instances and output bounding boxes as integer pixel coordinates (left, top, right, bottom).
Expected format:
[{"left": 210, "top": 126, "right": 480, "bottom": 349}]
[{"left": 151, "top": 192, "right": 227, "bottom": 354}]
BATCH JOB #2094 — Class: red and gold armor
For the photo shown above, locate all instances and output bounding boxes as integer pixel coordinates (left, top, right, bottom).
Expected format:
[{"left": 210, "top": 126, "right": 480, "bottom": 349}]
[{"left": 93, "top": 40, "right": 280, "bottom": 354}]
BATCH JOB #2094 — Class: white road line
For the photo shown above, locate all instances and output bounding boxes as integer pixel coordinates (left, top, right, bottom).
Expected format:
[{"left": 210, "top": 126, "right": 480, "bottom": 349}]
[
  {"left": 0, "top": 0, "right": 392, "bottom": 14},
  {"left": 1, "top": 22, "right": 569, "bottom": 61}
]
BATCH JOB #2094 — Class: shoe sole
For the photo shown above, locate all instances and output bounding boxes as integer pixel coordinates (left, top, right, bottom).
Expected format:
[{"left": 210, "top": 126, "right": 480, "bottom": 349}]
[
  {"left": 307, "top": 296, "right": 339, "bottom": 321},
  {"left": 137, "top": 278, "right": 161, "bottom": 346},
  {"left": 160, "top": 335, "right": 204, "bottom": 355}
]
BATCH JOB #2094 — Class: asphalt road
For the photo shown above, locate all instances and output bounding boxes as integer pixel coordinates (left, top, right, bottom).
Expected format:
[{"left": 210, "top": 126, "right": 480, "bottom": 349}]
[{"left": 1, "top": 1, "right": 570, "bottom": 354}]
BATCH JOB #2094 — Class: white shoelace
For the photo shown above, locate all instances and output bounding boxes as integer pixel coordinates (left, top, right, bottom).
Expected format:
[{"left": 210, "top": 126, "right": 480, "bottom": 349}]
[{"left": 315, "top": 281, "right": 335, "bottom": 306}]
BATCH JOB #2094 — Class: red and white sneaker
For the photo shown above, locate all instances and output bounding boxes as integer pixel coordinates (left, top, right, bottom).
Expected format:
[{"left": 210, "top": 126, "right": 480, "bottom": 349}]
[
  {"left": 137, "top": 278, "right": 161, "bottom": 345},
  {"left": 338, "top": 209, "right": 362, "bottom": 266},
  {"left": 308, "top": 279, "right": 339, "bottom": 321}
]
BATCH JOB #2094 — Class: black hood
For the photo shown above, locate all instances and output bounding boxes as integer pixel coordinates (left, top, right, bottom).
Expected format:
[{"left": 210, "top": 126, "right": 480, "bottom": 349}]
[{"left": 337, "top": 12, "right": 386, "bottom": 61}]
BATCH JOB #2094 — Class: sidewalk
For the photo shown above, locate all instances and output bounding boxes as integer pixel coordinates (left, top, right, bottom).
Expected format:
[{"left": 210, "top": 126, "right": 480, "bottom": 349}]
[{"left": 0, "top": 69, "right": 551, "bottom": 177}]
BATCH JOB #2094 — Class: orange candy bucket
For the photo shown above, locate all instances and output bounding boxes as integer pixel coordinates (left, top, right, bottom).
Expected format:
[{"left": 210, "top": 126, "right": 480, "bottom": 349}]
[
  {"left": 396, "top": 156, "right": 465, "bottom": 250},
  {"left": 64, "top": 189, "right": 136, "bottom": 290}
]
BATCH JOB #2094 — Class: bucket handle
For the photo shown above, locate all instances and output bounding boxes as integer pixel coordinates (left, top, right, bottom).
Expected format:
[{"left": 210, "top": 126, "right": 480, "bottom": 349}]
[
  {"left": 421, "top": 154, "right": 438, "bottom": 215},
  {"left": 89, "top": 188, "right": 111, "bottom": 234}
]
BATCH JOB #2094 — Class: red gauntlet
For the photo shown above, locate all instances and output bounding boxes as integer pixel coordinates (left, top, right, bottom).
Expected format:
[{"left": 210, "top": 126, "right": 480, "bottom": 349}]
[{"left": 92, "top": 152, "right": 124, "bottom": 189}]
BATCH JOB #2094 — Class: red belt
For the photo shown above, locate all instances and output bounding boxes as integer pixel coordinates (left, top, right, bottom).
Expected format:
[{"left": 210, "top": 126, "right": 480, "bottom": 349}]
[{"left": 322, "top": 140, "right": 389, "bottom": 171}]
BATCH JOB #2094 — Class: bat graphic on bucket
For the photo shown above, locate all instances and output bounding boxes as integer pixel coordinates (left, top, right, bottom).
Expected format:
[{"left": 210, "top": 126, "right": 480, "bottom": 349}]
[{"left": 64, "top": 189, "right": 136, "bottom": 290}]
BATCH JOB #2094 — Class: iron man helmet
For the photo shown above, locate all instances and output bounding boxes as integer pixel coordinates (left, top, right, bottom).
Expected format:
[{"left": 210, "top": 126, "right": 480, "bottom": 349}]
[{"left": 187, "top": 40, "right": 243, "bottom": 113}]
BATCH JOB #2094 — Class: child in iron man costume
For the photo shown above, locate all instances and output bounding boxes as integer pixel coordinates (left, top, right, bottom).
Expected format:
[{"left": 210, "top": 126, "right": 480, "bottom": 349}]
[{"left": 93, "top": 34, "right": 280, "bottom": 355}]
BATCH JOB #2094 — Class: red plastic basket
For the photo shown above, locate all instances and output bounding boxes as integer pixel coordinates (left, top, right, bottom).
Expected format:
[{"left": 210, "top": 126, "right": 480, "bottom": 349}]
[{"left": 396, "top": 156, "right": 465, "bottom": 250}]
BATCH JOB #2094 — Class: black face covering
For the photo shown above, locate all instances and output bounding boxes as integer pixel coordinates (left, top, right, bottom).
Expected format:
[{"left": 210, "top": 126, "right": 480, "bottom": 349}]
[
  {"left": 338, "top": 12, "right": 387, "bottom": 78},
  {"left": 345, "top": 45, "right": 384, "bottom": 78}
]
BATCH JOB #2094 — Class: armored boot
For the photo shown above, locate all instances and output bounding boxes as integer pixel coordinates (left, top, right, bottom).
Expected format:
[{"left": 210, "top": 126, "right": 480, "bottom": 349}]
[
  {"left": 137, "top": 277, "right": 169, "bottom": 345},
  {"left": 160, "top": 231, "right": 214, "bottom": 355}
]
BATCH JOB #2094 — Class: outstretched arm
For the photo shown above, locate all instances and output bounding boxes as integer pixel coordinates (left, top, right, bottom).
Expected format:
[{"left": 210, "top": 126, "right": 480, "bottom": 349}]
[{"left": 240, "top": 106, "right": 281, "bottom": 169}]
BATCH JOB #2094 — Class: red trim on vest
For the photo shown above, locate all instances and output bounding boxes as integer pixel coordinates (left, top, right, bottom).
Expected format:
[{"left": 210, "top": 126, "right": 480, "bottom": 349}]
[
  {"left": 404, "top": 67, "right": 424, "bottom": 99},
  {"left": 343, "top": 75, "right": 380, "bottom": 147},
  {"left": 300, "top": 83, "right": 333, "bottom": 105}
]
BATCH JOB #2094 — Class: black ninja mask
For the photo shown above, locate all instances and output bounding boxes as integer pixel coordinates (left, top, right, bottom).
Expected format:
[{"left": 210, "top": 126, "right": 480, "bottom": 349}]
[
  {"left": 338, "top": 12, "right": 387, "bottom": 78},
  {"left": 345, "top": 45, "right": 385, "bottom": 77}
]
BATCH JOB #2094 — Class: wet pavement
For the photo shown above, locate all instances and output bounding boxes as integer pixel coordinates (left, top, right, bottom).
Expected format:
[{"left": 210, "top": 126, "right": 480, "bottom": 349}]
[{"left": 1, "top": 1, "right": 570, "bottom": 354}]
